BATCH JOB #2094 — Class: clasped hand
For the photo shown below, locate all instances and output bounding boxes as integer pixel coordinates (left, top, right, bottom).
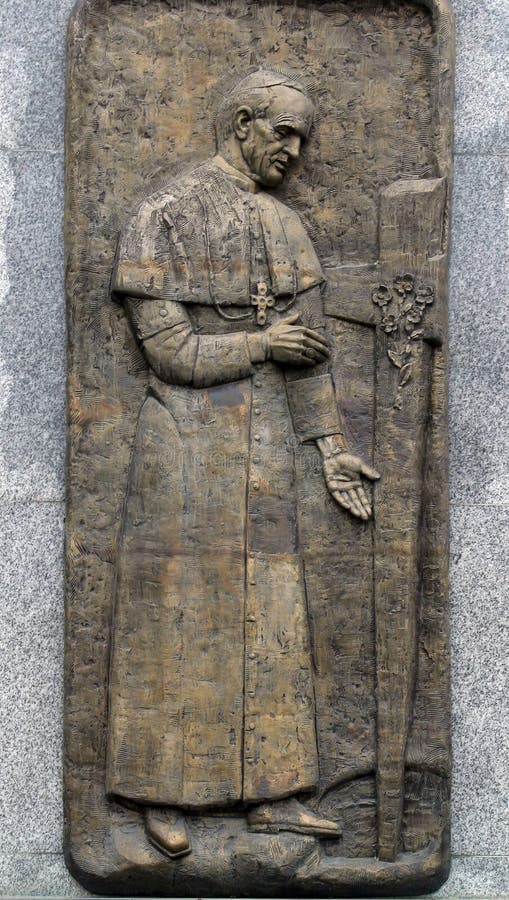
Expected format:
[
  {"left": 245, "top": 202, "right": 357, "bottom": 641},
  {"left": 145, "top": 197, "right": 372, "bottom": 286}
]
[{"left": 266, "top": 312, "right": 330, "bottom": 366}]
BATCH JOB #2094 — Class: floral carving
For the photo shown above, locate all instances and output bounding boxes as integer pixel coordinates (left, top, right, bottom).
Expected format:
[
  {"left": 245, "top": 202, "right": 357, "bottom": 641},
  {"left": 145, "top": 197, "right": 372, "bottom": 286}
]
[{"left": 371, "top": 274, "right": 435, "bottom": 409}]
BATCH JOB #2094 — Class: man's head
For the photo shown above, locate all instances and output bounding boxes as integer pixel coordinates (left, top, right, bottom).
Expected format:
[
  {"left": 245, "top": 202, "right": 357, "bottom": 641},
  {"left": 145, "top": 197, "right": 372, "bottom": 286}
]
[{"left": 215, "top": 69, "right": 315, "bottom": 188}]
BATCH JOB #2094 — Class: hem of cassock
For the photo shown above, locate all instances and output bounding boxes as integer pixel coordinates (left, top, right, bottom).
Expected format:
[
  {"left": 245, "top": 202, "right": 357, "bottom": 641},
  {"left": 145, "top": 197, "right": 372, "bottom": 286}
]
[
  {"left": 106, "top": 780, "right": 320, "bottom": 811},
  {"left": 106, "top": 787, "right": 245, "bottom": 811},
  {"left": 242, "top": 786, "right": 319, "bottom": 805}
]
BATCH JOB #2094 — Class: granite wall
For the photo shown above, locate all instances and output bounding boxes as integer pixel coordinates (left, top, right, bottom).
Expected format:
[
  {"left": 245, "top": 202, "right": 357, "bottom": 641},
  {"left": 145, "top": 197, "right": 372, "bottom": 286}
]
[{"left": 0, "top": 0, "right": 507, "bottom": 896}]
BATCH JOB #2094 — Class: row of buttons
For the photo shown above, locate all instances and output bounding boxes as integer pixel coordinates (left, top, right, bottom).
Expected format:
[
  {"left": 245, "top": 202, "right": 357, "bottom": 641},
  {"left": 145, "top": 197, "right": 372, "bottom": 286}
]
[
  {"left": 248, "top": 368, "right": 263, "bottom": 649},
  {"left": 251, "top": 375, "right": 263, "bottom": 489},
  {"left": 247, "top": 352, "right": 264, "bottom": 730}
]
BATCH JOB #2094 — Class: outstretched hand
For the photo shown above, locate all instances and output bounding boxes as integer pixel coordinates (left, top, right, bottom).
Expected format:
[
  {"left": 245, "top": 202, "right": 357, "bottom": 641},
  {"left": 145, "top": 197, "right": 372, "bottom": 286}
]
[{"left": 321, "top": 448, "right": 380, "bottom": 520}]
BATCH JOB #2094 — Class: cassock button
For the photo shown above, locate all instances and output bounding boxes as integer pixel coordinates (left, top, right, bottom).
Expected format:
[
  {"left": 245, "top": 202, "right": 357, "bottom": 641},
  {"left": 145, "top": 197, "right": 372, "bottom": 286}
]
[
  {"left": 252, "top": 456, "right": 261, "bottom": 464},
  {"left": 249, "top": 652, "right": 257, "bottom": 659},
  {"left": 159, "top": 308, "right": 168, "bottom": 317},
  {"left": 246, "top": 615, "right": 256, "bottom": 623},
  {"left": 254, "top": 408, "right": 261, "bottom": 416},
  {"left": 252, "top": 482, "right": 260, "bottom": 491},
  {"left": 248, "top": 722, "right": 256, "bottom": 730},
  {"left": 254, "top": 381, "right": 262, "bottom": 388},
  {"left": 253, "top": 433, "right": 261, "bottom": 441}
]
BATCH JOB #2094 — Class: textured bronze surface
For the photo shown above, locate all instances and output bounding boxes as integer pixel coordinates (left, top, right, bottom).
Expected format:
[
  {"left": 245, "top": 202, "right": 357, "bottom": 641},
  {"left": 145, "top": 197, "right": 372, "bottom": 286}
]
[{"left": 64, "top": 1, "right": 454, "bottom": 895}]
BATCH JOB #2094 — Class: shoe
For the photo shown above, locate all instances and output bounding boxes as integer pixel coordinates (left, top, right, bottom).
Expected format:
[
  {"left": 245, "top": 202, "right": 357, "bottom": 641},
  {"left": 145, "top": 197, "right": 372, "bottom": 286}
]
[
  {"left": 247, "top": 797, "right": 340, "bottom": 838},
  {"left": 144, "top": 806, "right": 192, "bottom": 859}
]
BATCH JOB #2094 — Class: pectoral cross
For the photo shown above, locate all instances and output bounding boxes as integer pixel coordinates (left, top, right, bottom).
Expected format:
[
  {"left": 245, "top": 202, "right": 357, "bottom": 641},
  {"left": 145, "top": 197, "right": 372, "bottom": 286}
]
[{"left": 251, "top": 281, "right": 275, "bottom": 326}]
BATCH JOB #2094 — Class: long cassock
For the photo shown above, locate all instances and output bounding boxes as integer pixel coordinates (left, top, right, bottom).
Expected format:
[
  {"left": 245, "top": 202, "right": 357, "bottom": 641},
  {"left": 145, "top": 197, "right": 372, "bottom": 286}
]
[{"left": 106, "top": 155, "right": 344, "bottom": 810}]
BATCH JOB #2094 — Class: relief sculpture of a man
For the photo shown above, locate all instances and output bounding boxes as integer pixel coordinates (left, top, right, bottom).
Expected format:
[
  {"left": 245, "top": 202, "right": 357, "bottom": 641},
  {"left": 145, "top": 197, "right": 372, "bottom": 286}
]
[{"left": 107, "top": 69, "right": 380, "bottom": 860}]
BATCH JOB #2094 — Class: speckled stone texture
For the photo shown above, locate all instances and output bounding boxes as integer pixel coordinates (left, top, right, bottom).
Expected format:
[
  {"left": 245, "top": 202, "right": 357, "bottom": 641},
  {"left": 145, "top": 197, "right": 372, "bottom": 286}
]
[
  {"left": 447, "top": 3, "right": 509, "bottom": 876},
  {"left": 0, "top": 0, "right": 507, "bottom": 896}
]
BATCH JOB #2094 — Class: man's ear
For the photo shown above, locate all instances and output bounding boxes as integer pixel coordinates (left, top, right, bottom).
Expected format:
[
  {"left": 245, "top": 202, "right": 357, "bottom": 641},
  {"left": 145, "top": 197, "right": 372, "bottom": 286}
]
[{"left": 233, "top": 106, "right": 253, "bottom": 141}]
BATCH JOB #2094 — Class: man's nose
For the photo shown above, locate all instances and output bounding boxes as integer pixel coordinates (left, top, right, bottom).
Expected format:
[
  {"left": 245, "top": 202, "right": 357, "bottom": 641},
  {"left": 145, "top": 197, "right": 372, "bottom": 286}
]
[{"left": 285, "top": 135, "right": 301, "bottom": 159}]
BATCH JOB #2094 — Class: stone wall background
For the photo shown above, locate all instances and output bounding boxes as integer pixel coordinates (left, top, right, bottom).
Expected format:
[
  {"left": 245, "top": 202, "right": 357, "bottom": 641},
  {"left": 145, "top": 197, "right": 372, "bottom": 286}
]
[{"left": 0, "top": 0, "right": 507, "bottom": 896}]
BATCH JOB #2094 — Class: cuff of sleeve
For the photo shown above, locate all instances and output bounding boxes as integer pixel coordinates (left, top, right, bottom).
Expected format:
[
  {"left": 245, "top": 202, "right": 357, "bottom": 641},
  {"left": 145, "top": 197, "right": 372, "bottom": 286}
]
[
  {"left": 247, "top": 333, "right": 269, "bottom": 364},
  {"left": 193, "top": 333, "right": 253, "bottom": 387},
  {"left": 286, "top": 374, "right": 341, "bottom": 442}
]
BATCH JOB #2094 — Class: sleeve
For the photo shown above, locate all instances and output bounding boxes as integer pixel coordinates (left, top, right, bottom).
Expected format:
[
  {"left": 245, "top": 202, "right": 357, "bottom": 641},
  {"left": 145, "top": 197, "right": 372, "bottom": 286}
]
[
  {"left": 124, "top": 296, "right": 256, "bottom": 389},
  {"left": 111, "top": 202, "right": 178, "bottom": 303},
  {"left": 114, "top": 198, "right": 260, "bottom": 388},
  {"left": 284, "top": 284, "right": 346, "bottom": 442}
]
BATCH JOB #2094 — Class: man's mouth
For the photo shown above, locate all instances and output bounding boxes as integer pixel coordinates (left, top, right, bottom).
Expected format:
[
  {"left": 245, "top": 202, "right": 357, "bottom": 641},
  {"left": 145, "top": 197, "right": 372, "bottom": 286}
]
[{"left": 272, "top": 158, "right": 289, "bottom": 174}]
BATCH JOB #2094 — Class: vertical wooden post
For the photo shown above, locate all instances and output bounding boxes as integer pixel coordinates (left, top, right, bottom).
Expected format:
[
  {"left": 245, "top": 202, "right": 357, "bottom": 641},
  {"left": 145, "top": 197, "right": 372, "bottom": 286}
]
[{"left": 374, "top": 179, "right": 446, "bottom": 861}]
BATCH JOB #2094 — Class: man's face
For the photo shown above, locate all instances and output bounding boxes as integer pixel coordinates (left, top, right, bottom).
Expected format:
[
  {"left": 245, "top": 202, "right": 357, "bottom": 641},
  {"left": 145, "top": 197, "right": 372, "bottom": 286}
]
[{"left": 240, "top": 86, "right": 314, "bottom": 188}]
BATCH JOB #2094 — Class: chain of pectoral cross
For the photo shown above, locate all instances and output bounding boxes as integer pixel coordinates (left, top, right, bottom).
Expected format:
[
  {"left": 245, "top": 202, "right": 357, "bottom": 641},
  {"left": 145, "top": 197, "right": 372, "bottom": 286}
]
[{"left": 200, "top": 193, "right": 298, "bottom": 326}]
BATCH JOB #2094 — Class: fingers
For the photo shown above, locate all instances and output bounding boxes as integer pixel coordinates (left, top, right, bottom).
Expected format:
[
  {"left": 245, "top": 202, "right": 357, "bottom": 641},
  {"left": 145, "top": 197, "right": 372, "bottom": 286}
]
[
  {"left": 275, "top": 342, "right": 323, "bottom": 361},
  {"left": 299, "top": 347, "right": 329, "bottom": 363},
  {"left": 286, "top": 327, "right": 330, "bottom": 354},
  {"left": 328, "top": 477, "right": 362, "bottom": 491},
  {"left": 303, "top": 328, "right": 330, "bottom": 350},
  {"left": 353, "top": 485, "right": 372, "bottom": 519},
  {"left": 359, "top": 461, "right": 381, "bottom": 481},
  {"left": 303, "top": 334, "right": 331, "bottom": 356},
  {"left": 274, "top": 341, "right": 329, "bottom": 364},
  {"left": 345, "top": 489, "right": 365, "bottom": 518},
  {"left": 288, "top": 357, "right": 316, "bottom": 367},
  {"left": 331, "top": 490, "right": 352, "bottom": 512},
  {"left": 332, "top": 489, "right": 370, "bottom": 519},
  {"left": 274, "top": 316, "right": 327, "bottom": 349},
  {"left": 277, "top": 331, "right": 330, "bottom": 356},
  {"left": 330, "top": 485, "right": 373, "bottom": 520},
  {"left": 272, "top": 324, "right": 330, "bottom": 354},
  {"left": 331, "top": 488, "right": 365, "bottom": 519},
  {"left": 279, "top": 312, "right": 301, "bottom": 325}
]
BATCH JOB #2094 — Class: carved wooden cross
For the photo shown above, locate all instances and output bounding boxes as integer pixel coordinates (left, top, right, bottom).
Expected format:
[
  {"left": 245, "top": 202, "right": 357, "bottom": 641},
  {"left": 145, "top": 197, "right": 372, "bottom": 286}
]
[
  {"left": 251, "top": 281, "right": 275, "bottom": 326},
  {"left": 324, "top": 177, "right": 448, "bottom": 862}
]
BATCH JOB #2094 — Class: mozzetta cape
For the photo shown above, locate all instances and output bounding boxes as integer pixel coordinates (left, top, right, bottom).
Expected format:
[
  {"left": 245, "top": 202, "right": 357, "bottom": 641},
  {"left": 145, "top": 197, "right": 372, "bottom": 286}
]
[
  {"left": 106, "top": 158, "right": 345, "bottom": 809},
  {"left": 112, "top": 156, "right": 324, "bottom": 308}
]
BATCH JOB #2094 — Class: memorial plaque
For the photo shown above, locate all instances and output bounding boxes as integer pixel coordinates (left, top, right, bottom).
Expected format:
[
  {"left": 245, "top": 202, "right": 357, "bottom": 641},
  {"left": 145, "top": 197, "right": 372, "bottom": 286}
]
[{"left": 64, "top": 0, "right": 454, "bottom": 894}]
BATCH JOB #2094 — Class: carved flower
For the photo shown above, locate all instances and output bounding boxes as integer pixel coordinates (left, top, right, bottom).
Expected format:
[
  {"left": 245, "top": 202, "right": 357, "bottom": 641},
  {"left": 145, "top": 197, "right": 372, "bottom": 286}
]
[
  {"left": 372, "top": 284, "right": 393, "bottom": 307},
  {"left": 369, "top": 271, "right": 434, "bottom": 409},
  {"left": 394, "top": 273, "right": 415, "bottom": 295},
  {"left": 415, "top": 285, "right": 434, "bottom": 307},
  {"left": 381, "top": 313, "right": 398, "bottom": 334},
  {"left": 406, "top": 308, "right": 423, "bottom": 325}
]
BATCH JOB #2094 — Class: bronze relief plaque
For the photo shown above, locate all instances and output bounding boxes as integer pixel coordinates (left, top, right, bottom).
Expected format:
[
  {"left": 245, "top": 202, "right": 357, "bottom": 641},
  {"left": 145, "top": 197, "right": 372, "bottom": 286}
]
[{"left": 64, "top": 0, "right": 454, "bottom": 895}]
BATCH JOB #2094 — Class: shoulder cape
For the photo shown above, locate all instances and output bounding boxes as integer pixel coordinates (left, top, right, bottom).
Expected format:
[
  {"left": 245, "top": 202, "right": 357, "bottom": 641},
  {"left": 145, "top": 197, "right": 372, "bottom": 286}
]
[{"left": 112, "top": 161, "right": 324, "bottom": 307}]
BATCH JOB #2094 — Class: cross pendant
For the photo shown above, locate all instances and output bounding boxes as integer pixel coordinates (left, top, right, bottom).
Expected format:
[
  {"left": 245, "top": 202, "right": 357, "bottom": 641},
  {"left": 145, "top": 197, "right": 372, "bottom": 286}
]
[{"left": 251, "top": 281, "right": 275, "bottom": 326}]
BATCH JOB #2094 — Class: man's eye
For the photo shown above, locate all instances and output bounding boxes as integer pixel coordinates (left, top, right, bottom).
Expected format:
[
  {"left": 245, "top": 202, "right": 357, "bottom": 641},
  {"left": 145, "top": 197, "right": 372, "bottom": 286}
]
[{"left": 275, "top": 127, "right": 289, "bottom": 138}]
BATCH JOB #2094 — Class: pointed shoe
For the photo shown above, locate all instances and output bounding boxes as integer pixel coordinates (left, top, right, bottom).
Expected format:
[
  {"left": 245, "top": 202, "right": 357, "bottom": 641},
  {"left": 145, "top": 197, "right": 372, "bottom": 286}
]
[
  {"left": 247, "top": 798, "right": 340, "bottom": 838},
  {"left": 145, "top": 806, "right": 192, "bottom": 859}
]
